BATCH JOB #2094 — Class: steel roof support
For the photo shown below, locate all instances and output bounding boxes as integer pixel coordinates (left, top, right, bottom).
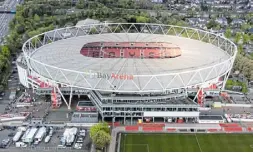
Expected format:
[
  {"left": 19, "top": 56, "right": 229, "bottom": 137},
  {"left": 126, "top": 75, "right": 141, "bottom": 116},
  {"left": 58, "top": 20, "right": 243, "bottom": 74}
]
[
  {"left": 55, "top": 85, "right": 69, "bottom": 109},
  {"left": 68, "top": 87, "right": 73, "bottom": 110}
]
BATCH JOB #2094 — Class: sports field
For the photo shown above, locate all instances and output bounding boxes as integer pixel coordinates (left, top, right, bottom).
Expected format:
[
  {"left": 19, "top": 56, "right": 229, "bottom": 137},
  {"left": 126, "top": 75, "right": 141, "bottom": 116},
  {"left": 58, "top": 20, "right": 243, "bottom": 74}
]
[{"left": 120, "top": 133, "right": 253, "bottom": 152}]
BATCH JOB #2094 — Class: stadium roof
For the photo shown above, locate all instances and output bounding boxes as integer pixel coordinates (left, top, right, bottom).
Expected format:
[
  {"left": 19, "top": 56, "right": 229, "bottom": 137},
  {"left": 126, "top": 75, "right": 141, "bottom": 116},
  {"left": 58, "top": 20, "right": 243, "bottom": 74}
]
[
  {"left": 31, "top": 33, "right": 229, "bottom": 75},
  {"left": 25, "top": 23, "right": 236, "bottom": 92},
  {"left": 75, "top": 18, "right": 100, "bottom": 26}
]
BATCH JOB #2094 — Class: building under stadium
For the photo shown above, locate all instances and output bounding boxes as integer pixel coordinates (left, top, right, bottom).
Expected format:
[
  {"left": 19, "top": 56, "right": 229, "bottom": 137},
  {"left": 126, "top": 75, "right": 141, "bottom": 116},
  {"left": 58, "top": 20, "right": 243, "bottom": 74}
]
[{"left": 17, "top": 23, "right": 237, "bottom": 124}]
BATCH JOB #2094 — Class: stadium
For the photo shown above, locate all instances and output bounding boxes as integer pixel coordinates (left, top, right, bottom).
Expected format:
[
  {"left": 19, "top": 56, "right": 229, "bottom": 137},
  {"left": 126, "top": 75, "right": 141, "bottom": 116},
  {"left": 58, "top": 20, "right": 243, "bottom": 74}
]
[{"left": 17, "top": 23, "right": 237, "bottom": 124}]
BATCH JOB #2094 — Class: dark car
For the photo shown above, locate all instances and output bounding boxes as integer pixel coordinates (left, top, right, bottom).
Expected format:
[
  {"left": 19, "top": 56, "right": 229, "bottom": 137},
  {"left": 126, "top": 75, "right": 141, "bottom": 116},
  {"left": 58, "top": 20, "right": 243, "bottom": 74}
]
[
  {"left": 8, "top": 133, "right": 15, "bottom": 137},
  {"left": 0, "top": 144, "right": 6, "bottom": 149}
]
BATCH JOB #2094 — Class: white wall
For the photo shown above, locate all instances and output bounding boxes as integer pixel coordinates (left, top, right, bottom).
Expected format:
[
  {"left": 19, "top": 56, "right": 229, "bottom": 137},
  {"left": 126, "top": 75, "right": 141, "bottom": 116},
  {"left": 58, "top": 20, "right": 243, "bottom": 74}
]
[{"left": 17, "top": 65, "right": 29, "bottom": 88}]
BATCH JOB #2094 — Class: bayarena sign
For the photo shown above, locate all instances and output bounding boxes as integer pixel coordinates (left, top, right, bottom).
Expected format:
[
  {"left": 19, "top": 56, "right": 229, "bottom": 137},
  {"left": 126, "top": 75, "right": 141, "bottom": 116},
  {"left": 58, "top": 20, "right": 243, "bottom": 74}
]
[{"left": 83, "top": 69, "right": 134, "bottom": 80}]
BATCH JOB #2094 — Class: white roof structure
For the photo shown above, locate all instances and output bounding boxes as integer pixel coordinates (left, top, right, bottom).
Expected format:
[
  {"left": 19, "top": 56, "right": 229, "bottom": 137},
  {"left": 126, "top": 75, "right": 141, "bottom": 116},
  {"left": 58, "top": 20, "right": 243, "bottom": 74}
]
[
  {"left": 23, "top": 23, "right": 237, "bottom": 93},
  {"left": 75, "top": 18, "right": 100, "bottom": 26}
]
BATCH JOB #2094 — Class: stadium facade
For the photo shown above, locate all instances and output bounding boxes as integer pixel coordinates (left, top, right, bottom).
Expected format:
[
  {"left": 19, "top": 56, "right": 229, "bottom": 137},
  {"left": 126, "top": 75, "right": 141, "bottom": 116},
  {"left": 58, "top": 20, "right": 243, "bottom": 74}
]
[{"left": 17, "top": 23, "right": 237, "bottom": 123}]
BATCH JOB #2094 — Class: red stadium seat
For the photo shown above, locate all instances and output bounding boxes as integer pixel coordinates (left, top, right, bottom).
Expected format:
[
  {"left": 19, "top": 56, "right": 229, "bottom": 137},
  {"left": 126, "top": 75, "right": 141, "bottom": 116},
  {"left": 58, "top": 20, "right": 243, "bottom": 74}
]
[
  {"left": 103, "top": 48, "right": 120, "bottom": 58},
  {"left": 80, "top": 42, "right": 182, "bottom": 59},
  {"left": 139, "top": 123, "right": 165, "bottom": 127},
  {"left": 167, "top": 128, "right": 176, "bottom": 131},
  {"left": 208, "top": 129, "right": 218, "bottom": 132},
  {"left": 108, "top": 122, "right": 120, "bottom": 127},
  {"left": 224, "top": 127, "right": 242, "bottom": 132},
  {"left": 125, "top": 49, "right": 141, "bottom": 58},
  {"left": 142, "top": 127, "right": 163, "bottom": 131},
  {"left": 143, "top": 49, "right": 161, "bottom": 58},
  {"left": 219, "top": 123, "right": 240, "bottom": 127},
  {"left": 125, "top": 126, "right": 139, "bottom": 131}
]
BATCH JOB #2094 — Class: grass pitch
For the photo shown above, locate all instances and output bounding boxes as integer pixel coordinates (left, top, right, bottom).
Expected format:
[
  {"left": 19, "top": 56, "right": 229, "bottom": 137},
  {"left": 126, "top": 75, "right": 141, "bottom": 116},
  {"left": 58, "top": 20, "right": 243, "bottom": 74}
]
[{"left": 120, "top": 133, "right": 253, "bottom": 152}]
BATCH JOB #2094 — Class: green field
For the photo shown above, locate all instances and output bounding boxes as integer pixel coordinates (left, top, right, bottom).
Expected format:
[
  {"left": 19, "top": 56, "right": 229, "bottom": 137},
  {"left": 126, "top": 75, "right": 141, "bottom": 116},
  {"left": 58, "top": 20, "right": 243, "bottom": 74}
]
[{"left": 120, "top": 133, "right": 253, "bottom": 152}]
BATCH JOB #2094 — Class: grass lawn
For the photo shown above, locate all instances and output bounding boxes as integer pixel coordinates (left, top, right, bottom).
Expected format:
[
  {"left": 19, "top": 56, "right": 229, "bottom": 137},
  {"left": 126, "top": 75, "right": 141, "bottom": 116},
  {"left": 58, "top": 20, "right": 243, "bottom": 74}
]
[{"left": 120, "top": 133, "right": 253, "bottom": 152}]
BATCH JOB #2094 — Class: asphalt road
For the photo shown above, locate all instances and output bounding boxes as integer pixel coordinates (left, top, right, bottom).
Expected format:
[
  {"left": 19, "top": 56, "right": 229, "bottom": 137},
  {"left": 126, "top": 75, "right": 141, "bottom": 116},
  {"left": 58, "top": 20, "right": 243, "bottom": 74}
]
[{"left": 0, "top": 0, "right": 19, "bottom": 43}]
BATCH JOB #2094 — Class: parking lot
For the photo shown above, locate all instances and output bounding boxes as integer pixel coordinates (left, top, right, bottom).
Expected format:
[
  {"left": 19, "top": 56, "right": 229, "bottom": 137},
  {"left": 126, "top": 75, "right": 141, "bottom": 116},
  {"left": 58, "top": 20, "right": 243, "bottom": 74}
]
[{"left": 0, "top": 127, "right": 91, "bottom": 152}]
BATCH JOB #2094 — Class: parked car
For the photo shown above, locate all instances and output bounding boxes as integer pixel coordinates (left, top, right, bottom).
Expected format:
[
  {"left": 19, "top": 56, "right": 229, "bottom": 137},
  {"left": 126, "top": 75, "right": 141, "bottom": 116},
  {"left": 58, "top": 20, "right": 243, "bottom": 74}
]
[
  {"left": 8, "top": 133, "right": 15, "bottom": 137},
  {"left": 76, "top": 137, "right": 83, "bottom": 143},
  {"left": 44, "top": 135, "right": 51, "bottom": 143},
  {"left": 74, "top": 143, "right": 82, "bottom": 149}
]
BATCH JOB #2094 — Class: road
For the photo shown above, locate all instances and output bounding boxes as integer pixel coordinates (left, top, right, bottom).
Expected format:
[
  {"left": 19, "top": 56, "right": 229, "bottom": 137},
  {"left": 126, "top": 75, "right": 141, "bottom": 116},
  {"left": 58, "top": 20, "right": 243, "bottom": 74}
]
[
  {"left": 0, "top": 0, "right": 20, "bottom": 111},
  {"left": 0, "top": 0, "right": 19, "bottom": 43}
]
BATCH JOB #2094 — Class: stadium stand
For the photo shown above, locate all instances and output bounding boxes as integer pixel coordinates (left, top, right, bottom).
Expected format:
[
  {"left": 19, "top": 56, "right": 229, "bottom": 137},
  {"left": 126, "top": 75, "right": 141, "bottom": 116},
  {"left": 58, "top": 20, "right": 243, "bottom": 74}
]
[
  {"left": 167, "top": 128, "right": 177, "bottom": 132},
  {"left": 108, "top": 122, "right": 121, "bottom": 127},
  {"left": 125, "top": 49, "right": 141, "bottom": 58},
  {"left": 219, "top": 123, "right": 243, "bottom": 132},
  {"left": 80, "top": 42, "right": 181, "bottom": 58},
  {"left": 223, "top": 127, "right": 243, "bottom": 132},
  {"left": 138, "top": 123, "right": 165, "bottom": 127},
  {"left": 142, "top": 127, "right": 163, "bottom": 131},
  {"left": 219, "top": 123, "right": 240, "bottom": 127},
  {"left": 207, "top": 129, "right": 218, "bottom": 132},
  {"left": 125, "top": 126, "right": 139, "bottom": 131}
]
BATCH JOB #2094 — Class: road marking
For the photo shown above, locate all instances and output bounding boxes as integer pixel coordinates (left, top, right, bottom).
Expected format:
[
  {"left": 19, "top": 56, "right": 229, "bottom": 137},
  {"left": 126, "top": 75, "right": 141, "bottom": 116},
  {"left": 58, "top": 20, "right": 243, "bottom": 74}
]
[{"left": 195, "top": 133, "right": 202, "bottom": 152}]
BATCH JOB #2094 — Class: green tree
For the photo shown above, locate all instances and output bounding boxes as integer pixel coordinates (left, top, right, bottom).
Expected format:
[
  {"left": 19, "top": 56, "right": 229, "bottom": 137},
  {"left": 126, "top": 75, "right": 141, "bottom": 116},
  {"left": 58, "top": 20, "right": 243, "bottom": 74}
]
[
  {"left": 243, "top": 34, "right": 250, "bottom": 44},
  {"left": 76, "top": 0, "right": 85, "bottom": 9},
  {"left": 241, "top": 23, "right": 251, "bottom": 31},
  {"left": 250, "top": 34, "right": 253, "bottom": 41},
  {"left": 90, "top": 122, "right": 110, "bottom": 140},
  {"left": 136, "top": 16, "right": 150, "bottom": 23},
  {"left": 224, "top": 28, "right": 232, "bottom": 38},
  {"left": 206, "top": 20, "right": 218, "bottom": 29},
  {"left": 90, "top": 122, "right": 111, "bottom": 150},
  {"left": 34, "top": 14, "right": 40, "bottom": 22},
  {"left": 92, "top": 130, "right": 111, "bottom": 150},
  {"left": 0, "top": 85, "right": 4, "bottom": 92},
  {"left": 1, "top": 46, "right": 10, "bottom": 58},
  {"left": 0, "top": 54, "right": 8, "bottom": 70},
  {"left": 235, "top": 32, "right": 242, "bottom": 44},
  {"left": 238, "top": 44, "right": 244, "bottom": 54}
]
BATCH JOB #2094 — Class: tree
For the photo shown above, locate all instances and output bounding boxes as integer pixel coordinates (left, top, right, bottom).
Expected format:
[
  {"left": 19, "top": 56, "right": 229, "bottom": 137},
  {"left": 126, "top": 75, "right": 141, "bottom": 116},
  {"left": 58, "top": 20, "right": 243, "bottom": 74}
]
[
  {"left": 250, "top": 34, "right": 253, "bottom": 41},
  {"left": 90, "top": 122, "right": 111, "bottom": 150},
  {"left": 241, "top": 23, "right": 251, "bottom": 31},
  {"left": 234, "top": 32, "right": 242, "bottom": 44},
  {"left": 76, "top": 0, "right": 85, "bottom": 9},
  {"left": 1, "top": 46, "right": 10, "bottom": 58},
  {"left": 206, "top": 20, "right": 218, "bottom": 29},
  {"left": 92, "top": 130, "right": 111, "bottom": 150},
  {"left": 238, "top": 44, "right": 244, "bottom": 54},
  {"left": 243, "top": 34, "right": 250, "bottom": 44},
  {"left": 136, "top": 16, "right": 150, "bottom": 23},
  {"left": 0, "top": 85, "right": 4, "bottom": 92},
  {"left": 34, "top": 14, "right": 40, "bottom": 23},
  {"left": 90, "top": 122, "right": 110, "bottom": 140},
  {"left": 224, "top": 28, "right": 232, "bottom": 38}
]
